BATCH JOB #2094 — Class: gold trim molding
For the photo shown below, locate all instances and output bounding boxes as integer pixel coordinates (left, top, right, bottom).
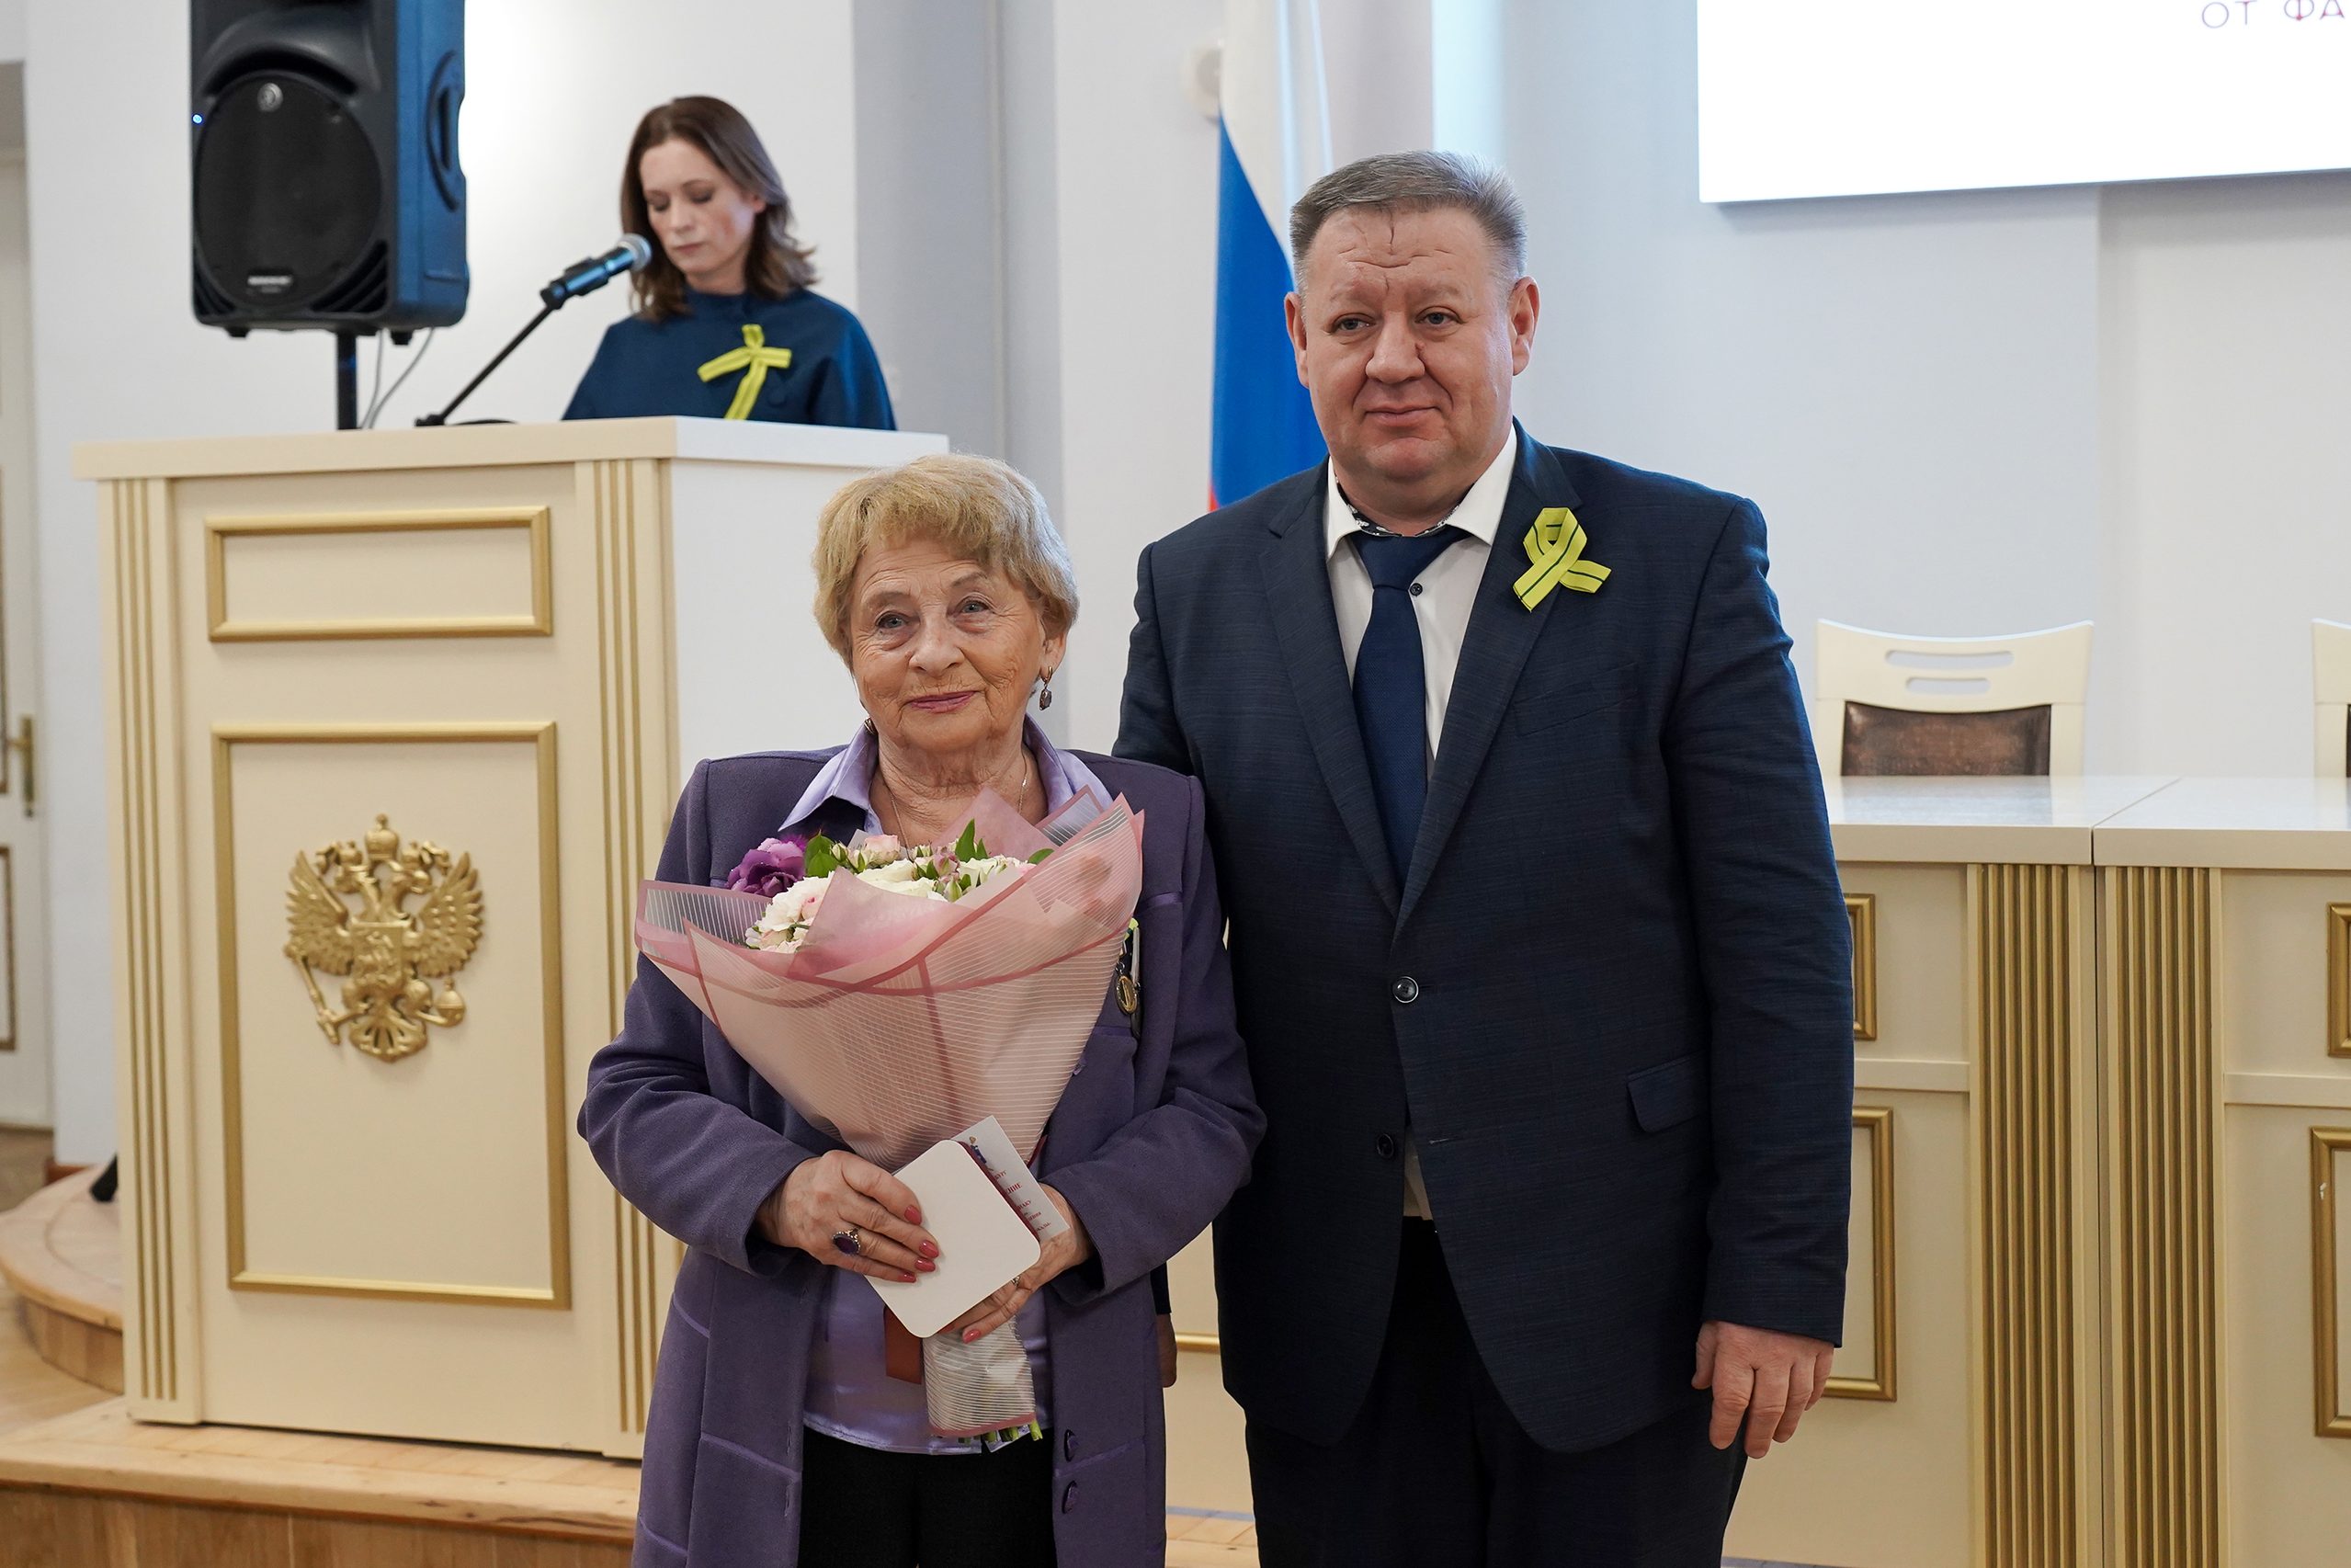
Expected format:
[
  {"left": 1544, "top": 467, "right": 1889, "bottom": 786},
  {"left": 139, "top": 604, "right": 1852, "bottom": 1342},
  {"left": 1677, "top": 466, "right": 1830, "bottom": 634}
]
[
  {"left": 108, "top": 476, "right": 191, "bottom": 1415},
  {"left": 2101, "top": 865, "right": 2220, "bottom": 1565},
  {"left": 2316, "top": 1128, "right": 2351, "bottom": 1438},
  {"left": 1973, "top": 862, "right": 2090, "bottom": 1567},
  {"left": 213, "top": 722, "right": 570, "bottom": 1309},
  {"left": 1847, "top": 893, "right": 1878, "bottom": 1041},
  {"left": 1827, "top": 1106, "right": 1897, "bottom": 1401},
  {"left": 0, "top": 846, "right": 16, "bottom": 1051},
  {"left": 2329, "top": 903, "right": 2350, "bottom": 1060},
  {"left": 205, "top": 506, "right": 553, "bottom": 642},
  {"left": 591, "top": 458, "right": 672, "bottom": 1444}
]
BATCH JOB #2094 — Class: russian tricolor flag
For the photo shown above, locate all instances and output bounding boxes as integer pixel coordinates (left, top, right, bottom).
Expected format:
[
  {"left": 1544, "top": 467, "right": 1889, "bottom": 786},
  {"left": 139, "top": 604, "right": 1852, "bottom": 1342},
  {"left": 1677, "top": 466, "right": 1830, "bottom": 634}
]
[{"left": 1210, "top": 0, "right": 1332, "bottom": 510}]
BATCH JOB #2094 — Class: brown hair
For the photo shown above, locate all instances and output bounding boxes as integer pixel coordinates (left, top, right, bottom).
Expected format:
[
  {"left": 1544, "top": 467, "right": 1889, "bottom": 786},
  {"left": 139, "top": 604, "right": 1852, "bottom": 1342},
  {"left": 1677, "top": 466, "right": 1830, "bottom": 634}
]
[
  {"left": 812, "top": 455, "right": 1079, "bottom": 664},
  {"left": 621, "top": 97, "right": 820, "bottom": 323}
]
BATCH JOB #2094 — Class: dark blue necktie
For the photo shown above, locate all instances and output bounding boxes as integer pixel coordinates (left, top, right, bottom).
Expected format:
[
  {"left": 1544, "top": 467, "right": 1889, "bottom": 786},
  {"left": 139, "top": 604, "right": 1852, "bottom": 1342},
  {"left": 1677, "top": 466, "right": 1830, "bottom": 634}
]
[{"left": 1352, "top": 526, "right": 1461, "bottom": 880}]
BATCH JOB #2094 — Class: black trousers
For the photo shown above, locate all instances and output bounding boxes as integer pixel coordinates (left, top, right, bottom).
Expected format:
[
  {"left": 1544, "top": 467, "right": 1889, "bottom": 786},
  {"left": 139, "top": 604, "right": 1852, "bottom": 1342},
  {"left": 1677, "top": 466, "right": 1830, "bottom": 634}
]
[
  {"left": 1247, "top": 1221, "right": 1746, "bottom": 1568},
  {"left": 799, "top": 1427, "right": 1057, "bottom": 1568}
]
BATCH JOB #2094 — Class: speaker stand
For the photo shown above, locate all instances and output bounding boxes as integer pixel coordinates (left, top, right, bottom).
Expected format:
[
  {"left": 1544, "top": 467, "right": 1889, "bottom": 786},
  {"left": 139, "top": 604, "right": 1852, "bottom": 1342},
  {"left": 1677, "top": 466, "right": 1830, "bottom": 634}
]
[{"left": 335, "top": 329, "right": 361, "bottom": 430}]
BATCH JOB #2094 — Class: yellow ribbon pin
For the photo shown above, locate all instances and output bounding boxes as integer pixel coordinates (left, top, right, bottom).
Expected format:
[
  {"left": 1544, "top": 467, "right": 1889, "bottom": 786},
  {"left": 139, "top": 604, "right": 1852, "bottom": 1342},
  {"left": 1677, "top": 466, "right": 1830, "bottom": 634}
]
[
  {"left": 697, "top": 324, "right": 794, "bottom": 420},
  {"left": 1512, "top": 506, "right": 1609, "bottom": 610}
]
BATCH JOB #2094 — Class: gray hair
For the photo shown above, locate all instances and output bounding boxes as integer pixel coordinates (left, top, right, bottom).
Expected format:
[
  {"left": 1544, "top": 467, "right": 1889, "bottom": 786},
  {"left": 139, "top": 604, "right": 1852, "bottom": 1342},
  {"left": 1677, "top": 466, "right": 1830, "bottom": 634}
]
[{"left": 1289, "top": 151, "right": 1528, "bottom": 285}]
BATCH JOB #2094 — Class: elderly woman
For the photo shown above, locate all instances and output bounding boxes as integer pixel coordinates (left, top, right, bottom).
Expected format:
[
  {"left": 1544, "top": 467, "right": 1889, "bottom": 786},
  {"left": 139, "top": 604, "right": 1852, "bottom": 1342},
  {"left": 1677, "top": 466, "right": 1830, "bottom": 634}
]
[{"left": 579, "top": 453, "right": 1261, "bottom": 1568}]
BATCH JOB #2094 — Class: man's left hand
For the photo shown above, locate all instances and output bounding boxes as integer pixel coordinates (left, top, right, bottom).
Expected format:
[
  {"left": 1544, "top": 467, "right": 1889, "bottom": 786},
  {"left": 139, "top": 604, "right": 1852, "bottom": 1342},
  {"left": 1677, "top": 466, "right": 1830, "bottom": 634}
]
[
  {"left": 1693, "top": 1321, "right": 1835, "bottom": 1459},
  {"left": 943, "top": 1185, "right": 1093, "bottom": 1343}
]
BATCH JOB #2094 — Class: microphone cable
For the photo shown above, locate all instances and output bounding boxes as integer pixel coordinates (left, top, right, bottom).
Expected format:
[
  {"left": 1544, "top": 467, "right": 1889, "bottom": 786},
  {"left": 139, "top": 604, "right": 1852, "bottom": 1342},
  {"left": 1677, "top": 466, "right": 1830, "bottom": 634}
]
[{"left": 364, "top": 329, "right": 437, "bottom": 428}]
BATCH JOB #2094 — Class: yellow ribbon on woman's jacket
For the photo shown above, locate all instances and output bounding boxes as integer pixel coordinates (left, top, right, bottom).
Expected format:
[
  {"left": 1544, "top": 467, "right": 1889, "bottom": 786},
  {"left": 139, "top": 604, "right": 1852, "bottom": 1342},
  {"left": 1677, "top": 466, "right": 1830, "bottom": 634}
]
[{"left": 697, "top": 324, "right": 794, "bottom": 420}]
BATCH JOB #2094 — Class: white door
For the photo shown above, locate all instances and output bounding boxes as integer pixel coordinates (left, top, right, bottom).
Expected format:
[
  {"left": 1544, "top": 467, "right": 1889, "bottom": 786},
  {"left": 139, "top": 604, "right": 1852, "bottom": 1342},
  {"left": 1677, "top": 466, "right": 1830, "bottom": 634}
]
[{"left": 0, "top": 135, "right": 51, "bottom": 1132}]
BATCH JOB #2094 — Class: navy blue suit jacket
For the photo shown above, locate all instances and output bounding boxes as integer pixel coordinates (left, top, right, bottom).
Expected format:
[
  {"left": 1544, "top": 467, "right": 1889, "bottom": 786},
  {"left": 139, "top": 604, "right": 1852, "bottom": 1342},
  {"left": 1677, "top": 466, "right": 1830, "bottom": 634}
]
[{"left": 1116, "top": 427, "right": 1854, "bottom": 1453}]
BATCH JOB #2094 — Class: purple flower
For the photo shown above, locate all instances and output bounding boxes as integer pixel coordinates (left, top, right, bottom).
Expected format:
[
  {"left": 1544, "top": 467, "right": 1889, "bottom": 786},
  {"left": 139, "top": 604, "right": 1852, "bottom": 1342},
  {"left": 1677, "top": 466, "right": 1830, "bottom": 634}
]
[{"left": 725, "top": 835, "right": 807, "bottom": 898}]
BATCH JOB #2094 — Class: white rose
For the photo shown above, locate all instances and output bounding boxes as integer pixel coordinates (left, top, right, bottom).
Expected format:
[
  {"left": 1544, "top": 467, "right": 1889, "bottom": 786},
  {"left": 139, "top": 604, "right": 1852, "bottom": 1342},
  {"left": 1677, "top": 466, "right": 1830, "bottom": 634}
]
[
  {"left": 961, "top": 855, "right": 1020, "bottom": 885},
  {"left": 857, "top": 865, "right": 946, "bottom": 899},
  {"left": 755, "top": 879, "right": 825, "bottom": 931}
]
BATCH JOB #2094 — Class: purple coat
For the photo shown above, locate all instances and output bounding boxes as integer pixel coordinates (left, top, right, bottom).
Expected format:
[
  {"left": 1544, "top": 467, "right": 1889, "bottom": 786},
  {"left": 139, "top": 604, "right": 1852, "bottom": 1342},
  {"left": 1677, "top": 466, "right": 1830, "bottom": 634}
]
[{"left": 579, "top": 749, "right": 1263, "bottom": 1567}]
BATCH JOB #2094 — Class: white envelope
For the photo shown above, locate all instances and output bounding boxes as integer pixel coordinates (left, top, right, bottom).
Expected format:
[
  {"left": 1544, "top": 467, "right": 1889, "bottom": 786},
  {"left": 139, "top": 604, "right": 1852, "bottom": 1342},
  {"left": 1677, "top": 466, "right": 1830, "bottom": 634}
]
[{"left": 865, "top": 1130, "right": 1045, "bottom": 1339}]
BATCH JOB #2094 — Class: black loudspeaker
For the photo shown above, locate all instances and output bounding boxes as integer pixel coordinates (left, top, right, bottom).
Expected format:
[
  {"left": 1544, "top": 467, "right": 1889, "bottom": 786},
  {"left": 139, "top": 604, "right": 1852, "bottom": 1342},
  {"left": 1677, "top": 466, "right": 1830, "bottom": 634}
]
[{"left": 191, "top": 0, "right": 468, "bottom": 334}]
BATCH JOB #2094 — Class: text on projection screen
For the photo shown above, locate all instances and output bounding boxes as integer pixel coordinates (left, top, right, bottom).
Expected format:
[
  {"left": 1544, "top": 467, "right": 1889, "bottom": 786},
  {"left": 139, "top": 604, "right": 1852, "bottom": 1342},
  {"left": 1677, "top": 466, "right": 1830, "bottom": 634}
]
[{"left": 1697, "top": 1, "right": 2351, "bottom": 204}]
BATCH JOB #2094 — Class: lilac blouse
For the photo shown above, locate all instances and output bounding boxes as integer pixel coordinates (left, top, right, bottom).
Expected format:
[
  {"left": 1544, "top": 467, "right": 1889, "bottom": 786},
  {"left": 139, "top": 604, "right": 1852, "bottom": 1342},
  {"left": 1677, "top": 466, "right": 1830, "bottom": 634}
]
[{"left": 775, "top": 721, "right": 1104, "bottom": 1456}]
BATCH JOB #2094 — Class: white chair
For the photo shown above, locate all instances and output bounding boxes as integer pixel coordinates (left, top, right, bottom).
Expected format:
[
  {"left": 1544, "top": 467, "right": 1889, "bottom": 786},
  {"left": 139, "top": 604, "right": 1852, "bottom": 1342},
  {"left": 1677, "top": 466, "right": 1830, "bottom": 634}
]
[
  {"left": 1812, "top": 620, "right": 2094, "bottom": 778},
  {"left": 2316, "top": 620, "right": 2351, "bottom": 778}
]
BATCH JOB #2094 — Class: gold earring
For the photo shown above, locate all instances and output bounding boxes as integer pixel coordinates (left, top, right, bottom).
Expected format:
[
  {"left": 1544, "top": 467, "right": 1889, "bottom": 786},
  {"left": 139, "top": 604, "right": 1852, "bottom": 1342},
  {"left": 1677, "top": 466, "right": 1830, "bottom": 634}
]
[{"left": 1039, "top": 672, "right": 1055, "bottom": 710}]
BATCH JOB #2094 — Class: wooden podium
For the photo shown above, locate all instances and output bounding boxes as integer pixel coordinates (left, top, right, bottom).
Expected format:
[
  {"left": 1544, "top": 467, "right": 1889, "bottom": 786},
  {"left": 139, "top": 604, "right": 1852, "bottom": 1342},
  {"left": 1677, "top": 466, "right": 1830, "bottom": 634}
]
[{"left": 80, "top": 417, "right": 942, "bottom": 1460}]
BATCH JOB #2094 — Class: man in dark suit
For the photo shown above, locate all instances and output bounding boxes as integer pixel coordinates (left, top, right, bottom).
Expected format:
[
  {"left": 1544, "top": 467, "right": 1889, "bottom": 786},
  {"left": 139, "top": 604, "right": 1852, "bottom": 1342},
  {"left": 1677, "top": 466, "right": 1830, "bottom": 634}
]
[{"left": 1117, "top": 153, "right": 1854, "bottom": 1566}]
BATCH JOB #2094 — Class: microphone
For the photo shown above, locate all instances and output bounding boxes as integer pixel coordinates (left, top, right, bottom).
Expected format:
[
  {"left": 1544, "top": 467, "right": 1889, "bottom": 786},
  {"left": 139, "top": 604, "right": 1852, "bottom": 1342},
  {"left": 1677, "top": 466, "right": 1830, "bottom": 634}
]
[
  {"left": 539, "top": 234, "right": 653, "bottom": 308},
  {"left": 416, "top": 235, "right": 654, "bottom": 426}
]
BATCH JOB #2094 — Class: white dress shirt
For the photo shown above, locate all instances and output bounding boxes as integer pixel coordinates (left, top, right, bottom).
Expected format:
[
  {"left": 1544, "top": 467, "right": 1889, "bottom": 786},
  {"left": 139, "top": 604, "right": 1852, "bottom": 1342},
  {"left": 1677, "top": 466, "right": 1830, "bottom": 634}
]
[{"left": 1323, "top": 428, "right": 1518, "bottom": 1221}]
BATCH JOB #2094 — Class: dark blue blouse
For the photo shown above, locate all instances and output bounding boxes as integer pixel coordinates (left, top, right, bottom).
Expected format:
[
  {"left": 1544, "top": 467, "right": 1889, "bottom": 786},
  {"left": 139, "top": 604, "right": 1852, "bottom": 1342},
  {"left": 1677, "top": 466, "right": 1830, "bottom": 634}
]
[{"left": 562, "top": 286, "right": 895, "bottom": 428}]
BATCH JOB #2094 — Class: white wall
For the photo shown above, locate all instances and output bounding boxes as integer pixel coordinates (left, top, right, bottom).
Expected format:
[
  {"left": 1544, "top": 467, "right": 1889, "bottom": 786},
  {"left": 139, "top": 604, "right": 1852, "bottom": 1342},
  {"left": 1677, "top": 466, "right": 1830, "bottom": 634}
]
[
  {"left": 1493, "top": 0, "right": 2351, "bottom": 779},
  {"left": 1002, "top": 0, "right": 1448, "bottom": 754},
  {"left": 851, "top": 0, "right": 1005, "bottom": 458},
  {"left": 2098, "top": 173, "right": 2351, "bottom": 778},
  {"left": 1029, "top": 0, "right": 1225, "bottom": 754},
  {"left": 25, "top": 0, "right": 859, "bottom": 1162},
  {"left": 1496, "top": 0, "right": 2107, "bottom": 712}
]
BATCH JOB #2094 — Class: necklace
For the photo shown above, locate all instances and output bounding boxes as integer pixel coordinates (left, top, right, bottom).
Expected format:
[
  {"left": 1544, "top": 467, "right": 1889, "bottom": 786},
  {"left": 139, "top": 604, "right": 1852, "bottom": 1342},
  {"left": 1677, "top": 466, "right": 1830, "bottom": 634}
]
[{"left": 872, "top": 751, "right": 1035, "bottom": 846}]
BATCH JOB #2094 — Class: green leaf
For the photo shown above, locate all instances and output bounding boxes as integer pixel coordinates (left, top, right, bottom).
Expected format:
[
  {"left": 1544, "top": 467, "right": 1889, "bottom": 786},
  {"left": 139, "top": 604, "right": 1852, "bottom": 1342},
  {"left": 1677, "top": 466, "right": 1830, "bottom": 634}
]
[
  {"left": 804, "top": 835, "right": 840, "bottom": 881},
  {"left": 955, "top": 819, "right": 983, "bottom": 862},
  {"left": 1027, "top": 847, "right": 1053, "bottom": 865}
]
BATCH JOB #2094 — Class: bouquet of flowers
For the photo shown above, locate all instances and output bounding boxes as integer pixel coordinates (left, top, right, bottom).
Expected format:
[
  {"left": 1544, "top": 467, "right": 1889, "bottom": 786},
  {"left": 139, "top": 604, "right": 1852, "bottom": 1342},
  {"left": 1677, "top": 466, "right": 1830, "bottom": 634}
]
[
  {"left": 740, "top": 827, "right": 1032, "bottom": 957},
  {"left": 633, "top": 787, "right": 1143, "bottom": 1442}
]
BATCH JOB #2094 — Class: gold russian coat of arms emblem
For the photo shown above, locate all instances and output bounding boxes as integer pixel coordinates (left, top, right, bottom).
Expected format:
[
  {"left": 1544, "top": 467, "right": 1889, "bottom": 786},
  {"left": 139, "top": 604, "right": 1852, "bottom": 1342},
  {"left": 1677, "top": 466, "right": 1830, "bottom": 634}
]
[{"left": 284, "top": 813, "right": 484, "bottom": 1062}]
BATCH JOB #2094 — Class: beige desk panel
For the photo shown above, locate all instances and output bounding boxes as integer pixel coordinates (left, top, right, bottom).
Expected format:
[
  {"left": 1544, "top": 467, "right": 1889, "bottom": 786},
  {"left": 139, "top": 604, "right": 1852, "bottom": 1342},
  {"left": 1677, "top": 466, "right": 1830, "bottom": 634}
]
[
  {"left": 2217, "top": 870, "right": 2351, "bottom": 1080},
  {"left": 165, "top": 460, "right": 651, "bottom": 1452},
  {"left": 2220, "top": 1107, "right": 2351, "bottom": 1568},
  {"left": 209, "top": 508, "right": 551, "bottom": 641},
  {"left": 214, "top": 731, "right": 564, "bottom": 1300},
  {"left": 1727, "top": 1089, "right": 1971, "bottom": 1568},
  {"left": 1844, "top": 865, "right": 1969, "bottom": 1072}
]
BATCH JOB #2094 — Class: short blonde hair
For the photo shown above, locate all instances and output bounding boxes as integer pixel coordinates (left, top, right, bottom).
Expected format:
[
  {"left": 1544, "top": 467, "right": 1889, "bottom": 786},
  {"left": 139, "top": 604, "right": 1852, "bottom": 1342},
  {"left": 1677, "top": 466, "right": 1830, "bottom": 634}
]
[{"left": 812, "top": 453, "right": 1079, "bottom": 661}]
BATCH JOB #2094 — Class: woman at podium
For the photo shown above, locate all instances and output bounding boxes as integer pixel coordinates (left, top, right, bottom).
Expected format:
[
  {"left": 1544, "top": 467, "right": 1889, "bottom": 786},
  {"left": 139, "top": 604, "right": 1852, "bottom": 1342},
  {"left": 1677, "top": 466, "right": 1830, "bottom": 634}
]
[{"left": 563, "top": 97, "right": 895, "bottom": 428}]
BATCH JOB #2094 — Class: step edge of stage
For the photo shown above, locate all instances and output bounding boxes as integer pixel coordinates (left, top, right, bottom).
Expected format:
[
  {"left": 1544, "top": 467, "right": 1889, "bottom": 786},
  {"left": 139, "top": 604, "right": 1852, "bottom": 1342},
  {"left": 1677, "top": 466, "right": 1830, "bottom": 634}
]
[
  {"left": 15, "top": 1294, "right": 125, "bottom": 1394},
  {"left": 0, "top": 1168, "right": 124, "bottom": 1331},
  {"left": 0, "top": 1402, "right": 637, "bottom": 1545}
]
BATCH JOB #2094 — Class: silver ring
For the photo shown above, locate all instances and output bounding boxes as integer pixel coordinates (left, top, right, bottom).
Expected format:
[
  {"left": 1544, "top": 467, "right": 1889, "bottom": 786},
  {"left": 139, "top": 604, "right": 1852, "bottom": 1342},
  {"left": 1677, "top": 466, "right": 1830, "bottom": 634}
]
[{"left": 831, "top": 1225, "right": 863, "bottom": 1257}]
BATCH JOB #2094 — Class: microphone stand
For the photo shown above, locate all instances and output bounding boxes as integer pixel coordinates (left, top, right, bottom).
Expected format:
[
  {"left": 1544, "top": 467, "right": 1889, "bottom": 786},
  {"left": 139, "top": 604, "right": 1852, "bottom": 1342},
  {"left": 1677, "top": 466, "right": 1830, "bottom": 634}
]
[{"left": 415, "top": 301, "right": 554, "bottom": 426}]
